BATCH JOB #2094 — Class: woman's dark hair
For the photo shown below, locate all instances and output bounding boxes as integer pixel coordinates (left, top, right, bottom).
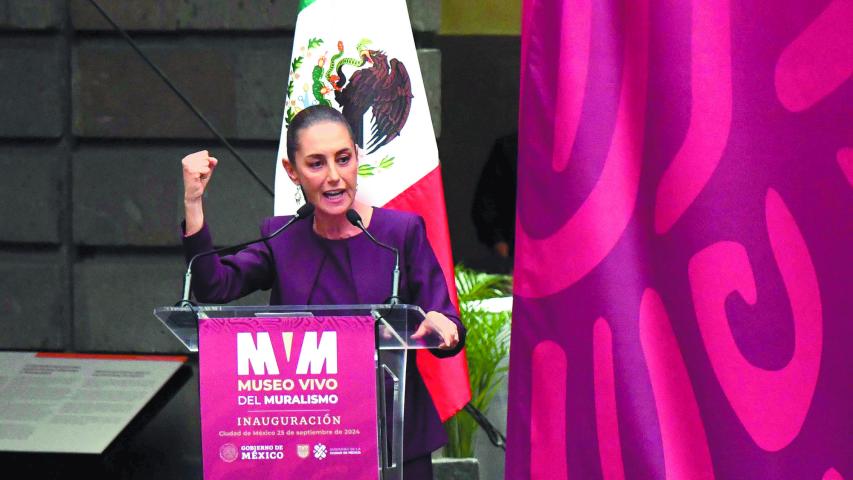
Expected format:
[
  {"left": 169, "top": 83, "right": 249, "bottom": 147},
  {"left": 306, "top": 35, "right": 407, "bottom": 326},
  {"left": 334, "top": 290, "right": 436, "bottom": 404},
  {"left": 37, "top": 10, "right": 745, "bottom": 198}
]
[{"left": 285, "top": 105, "right": 357, "bottom": 163}]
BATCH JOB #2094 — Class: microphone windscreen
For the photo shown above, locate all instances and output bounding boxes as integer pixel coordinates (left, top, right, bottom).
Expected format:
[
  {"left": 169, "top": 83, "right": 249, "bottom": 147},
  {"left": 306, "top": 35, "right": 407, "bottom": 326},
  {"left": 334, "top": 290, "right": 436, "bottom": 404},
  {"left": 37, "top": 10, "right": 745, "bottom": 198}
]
[
  {"left": 296, "top": 202, "right": 315, "bottom": 219},
  {"left": 345, "top": 209, "right": 362, "bottom": 227}
]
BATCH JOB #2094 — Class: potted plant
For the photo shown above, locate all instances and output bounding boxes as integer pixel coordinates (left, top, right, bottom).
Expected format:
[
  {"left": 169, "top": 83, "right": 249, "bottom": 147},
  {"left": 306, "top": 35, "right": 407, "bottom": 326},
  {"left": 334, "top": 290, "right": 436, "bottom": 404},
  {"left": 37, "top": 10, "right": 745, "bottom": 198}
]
[{"left": 434, "top": 265, "right": 512, "bottom": 479}]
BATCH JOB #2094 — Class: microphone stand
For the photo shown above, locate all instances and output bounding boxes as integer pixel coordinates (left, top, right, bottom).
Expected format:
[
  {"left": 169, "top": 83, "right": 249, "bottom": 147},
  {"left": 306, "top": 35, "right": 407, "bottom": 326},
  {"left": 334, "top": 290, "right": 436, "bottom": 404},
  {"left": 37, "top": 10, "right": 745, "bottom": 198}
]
[
  {"left": 345, "top": 209, "right": 400, "bottom": 305},
  {"left": 178, "top": 203, "right": 315, "bottom": 307}
]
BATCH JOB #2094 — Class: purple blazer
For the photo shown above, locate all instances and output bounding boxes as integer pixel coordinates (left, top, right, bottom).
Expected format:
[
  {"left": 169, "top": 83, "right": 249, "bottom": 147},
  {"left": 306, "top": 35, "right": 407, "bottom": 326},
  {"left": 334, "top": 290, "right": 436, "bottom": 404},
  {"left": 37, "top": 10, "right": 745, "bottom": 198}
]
[{"left": 183, "top": 207, "right": 465, "bottom": 459}]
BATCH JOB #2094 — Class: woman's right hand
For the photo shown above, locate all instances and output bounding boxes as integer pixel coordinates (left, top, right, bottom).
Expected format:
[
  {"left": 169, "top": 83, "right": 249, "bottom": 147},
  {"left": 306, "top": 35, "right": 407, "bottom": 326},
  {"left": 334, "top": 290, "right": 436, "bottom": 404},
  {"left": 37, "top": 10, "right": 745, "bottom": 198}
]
[
  {"left": 182, "top": 150, "right": 218, "bottom": 202},
  {"left": 182, "top": 150, "right": 217, "bottom": 236}
]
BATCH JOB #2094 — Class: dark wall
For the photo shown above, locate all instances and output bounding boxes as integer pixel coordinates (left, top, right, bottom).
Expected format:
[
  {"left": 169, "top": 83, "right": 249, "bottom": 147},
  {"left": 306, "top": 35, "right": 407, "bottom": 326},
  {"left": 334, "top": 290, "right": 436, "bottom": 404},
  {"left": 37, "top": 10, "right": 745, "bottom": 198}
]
[
  {"left": 0, "top": 2, "right": 450, "bottom": 477},
  {"left": 438, "top": 35, "right": 520, "bottom": 272},
  {"left": 0, "top": 0, "right": 444, "bottom": 355}
]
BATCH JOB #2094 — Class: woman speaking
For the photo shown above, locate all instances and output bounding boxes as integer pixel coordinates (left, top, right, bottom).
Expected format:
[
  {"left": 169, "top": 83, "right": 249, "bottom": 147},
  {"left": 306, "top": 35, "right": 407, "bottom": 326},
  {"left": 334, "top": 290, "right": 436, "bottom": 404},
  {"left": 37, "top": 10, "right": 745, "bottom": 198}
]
[{"left": 181, "top": 105, "right": 464, "bottom": 479}]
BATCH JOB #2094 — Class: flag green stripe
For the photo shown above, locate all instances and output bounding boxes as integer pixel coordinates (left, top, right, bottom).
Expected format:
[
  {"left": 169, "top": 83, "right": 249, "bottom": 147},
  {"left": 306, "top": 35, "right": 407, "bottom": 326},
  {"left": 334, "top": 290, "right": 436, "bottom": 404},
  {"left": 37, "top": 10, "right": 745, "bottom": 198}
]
[{"left": 298, "top": 0, "right": 318, "bottom": 12}]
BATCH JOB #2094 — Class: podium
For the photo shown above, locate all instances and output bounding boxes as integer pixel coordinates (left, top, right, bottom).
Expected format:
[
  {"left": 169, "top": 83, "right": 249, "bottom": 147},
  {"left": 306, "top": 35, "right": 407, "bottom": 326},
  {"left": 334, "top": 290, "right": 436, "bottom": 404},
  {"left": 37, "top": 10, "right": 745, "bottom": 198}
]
[{"left": 154, "top": 303, "right": 441, "bottom": 480}]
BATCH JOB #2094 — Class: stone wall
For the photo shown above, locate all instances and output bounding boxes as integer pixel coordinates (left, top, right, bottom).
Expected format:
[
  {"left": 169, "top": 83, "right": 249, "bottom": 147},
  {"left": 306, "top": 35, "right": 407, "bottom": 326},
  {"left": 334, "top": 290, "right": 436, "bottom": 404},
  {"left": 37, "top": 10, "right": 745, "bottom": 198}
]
[
  {"left": 0, "top": 2, "right": 453, "bottom": 477},
  {"left": 0, "top": 0, "right": 442, "bottom": 355}
]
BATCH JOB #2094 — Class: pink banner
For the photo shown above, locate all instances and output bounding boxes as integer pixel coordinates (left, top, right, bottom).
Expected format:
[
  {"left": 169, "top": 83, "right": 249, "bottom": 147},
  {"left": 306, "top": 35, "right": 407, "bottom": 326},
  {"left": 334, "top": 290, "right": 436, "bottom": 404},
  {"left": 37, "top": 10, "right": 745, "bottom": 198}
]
[
  {"left": 508, "top": 0, "right": 851, "bottom": 478},
  {"left": 199, "top": 316, "right": 379, "bottom": 479}
]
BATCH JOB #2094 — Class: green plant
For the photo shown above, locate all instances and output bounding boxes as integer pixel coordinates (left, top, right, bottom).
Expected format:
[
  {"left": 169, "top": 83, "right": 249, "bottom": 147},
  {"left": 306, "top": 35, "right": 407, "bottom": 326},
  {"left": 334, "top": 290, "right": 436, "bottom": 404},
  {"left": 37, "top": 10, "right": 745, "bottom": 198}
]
[{"left": 444, "top": 265, "right": 512, "bottom": 458}]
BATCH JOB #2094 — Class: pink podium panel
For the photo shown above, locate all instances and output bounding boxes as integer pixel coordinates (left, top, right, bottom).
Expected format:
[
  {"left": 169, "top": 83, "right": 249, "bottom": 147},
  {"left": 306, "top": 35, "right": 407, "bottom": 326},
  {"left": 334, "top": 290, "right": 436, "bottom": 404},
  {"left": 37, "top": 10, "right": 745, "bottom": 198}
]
[{"left": 198, "top": 315, "right": 379, "bottom": 479}]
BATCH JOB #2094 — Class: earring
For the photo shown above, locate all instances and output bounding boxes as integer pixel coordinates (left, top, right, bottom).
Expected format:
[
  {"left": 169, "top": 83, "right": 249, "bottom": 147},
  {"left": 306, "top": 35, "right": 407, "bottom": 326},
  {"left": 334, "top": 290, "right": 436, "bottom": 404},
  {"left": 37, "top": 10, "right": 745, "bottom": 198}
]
[{"left": 294, "top": 186, "right": 304, "bottom": 205}]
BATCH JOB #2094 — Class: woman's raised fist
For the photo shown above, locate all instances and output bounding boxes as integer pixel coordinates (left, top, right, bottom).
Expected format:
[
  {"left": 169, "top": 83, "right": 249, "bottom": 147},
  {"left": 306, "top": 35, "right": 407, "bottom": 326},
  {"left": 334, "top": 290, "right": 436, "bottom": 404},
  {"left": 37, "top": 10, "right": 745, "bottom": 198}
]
[{"left": 182, "top": 150, "right": 218, "bottom": 203}]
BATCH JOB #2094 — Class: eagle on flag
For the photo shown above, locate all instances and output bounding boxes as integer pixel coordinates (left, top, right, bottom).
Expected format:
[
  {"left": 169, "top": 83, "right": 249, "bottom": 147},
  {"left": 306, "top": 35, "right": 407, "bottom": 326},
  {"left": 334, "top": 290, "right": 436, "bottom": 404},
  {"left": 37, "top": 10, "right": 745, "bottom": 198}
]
[{"left": 335, "top": 49, "right": 414, "bottom": 154}]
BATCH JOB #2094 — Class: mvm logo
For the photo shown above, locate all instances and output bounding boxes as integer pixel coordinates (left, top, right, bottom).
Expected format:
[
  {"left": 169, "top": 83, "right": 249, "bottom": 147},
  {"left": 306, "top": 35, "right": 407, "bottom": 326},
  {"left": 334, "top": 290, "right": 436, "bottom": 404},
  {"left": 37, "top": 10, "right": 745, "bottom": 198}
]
[{"left": 236, "top": 331, "right": 337, "bottom": 375}]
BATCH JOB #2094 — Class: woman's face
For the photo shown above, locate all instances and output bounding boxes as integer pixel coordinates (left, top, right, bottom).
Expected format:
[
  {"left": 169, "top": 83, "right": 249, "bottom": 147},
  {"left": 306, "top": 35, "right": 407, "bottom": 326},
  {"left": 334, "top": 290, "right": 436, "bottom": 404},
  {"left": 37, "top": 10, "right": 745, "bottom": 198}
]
[{"left": 284, "top": 121, "right": 358, "bottom": 218}]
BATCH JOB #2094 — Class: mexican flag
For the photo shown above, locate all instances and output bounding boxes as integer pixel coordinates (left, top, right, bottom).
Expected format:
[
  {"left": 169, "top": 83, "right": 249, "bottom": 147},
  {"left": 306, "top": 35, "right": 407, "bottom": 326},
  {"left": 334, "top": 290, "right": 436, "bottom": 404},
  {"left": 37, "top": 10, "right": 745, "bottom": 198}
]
[{"left": 274, "top": 0, "right": 471, "bottom": 421}]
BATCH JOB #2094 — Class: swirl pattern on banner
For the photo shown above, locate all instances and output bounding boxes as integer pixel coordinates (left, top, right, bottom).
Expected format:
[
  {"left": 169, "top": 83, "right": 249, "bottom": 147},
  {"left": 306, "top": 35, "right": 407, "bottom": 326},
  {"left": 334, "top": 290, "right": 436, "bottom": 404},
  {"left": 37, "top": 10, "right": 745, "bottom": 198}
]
[{"left": 506, "top": 0, "right": 852, "bottom": 478}]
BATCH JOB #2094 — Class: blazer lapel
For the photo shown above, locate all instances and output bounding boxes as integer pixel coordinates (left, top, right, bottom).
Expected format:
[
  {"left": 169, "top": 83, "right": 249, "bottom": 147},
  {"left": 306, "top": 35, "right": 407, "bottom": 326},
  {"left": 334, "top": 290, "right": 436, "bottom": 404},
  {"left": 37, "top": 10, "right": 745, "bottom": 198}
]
[{"left": 276, "top": 221, "right": 325, "bottom": 305}]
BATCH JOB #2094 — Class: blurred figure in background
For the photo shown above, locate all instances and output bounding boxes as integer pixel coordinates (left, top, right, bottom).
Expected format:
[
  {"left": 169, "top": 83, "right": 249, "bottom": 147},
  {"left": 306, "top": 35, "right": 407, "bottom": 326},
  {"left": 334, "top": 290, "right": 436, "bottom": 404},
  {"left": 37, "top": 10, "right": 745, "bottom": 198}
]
[{"left": 471, "top": 132, "right": 517, "bottom": 270}]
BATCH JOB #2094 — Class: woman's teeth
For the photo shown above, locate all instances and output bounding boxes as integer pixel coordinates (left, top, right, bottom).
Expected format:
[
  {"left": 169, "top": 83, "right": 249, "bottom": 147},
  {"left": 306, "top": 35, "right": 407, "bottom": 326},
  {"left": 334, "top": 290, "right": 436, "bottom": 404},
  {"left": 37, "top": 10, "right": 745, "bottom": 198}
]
[{"left": 324, "top": 190, "right": 344, "bottom": 198}]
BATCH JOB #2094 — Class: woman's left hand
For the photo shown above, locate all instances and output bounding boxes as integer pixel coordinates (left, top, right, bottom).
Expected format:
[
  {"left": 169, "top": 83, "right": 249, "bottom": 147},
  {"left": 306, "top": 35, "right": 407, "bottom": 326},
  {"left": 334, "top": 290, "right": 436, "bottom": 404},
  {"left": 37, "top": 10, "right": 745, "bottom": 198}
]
[{"left": 411, "top": 311, "right": 460, "bottom": 350}]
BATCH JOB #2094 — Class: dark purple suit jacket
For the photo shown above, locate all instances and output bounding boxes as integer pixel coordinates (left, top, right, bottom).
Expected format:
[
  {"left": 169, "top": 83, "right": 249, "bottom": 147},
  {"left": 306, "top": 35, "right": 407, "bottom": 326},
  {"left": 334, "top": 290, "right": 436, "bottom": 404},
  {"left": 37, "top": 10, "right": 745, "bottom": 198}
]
[{"left": 183, "top": 207, "right": 465, "bottom": 460}]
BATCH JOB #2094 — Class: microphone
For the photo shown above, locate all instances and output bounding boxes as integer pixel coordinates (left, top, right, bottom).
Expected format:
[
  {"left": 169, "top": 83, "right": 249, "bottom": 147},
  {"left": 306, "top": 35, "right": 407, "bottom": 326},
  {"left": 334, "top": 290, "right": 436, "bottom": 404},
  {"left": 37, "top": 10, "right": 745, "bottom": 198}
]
[
  {"left": 346, "top": 209, "right": 401, "bottom": 304},
  {"left": 179, "top": 202, "right": 315, "bottom": 306}
]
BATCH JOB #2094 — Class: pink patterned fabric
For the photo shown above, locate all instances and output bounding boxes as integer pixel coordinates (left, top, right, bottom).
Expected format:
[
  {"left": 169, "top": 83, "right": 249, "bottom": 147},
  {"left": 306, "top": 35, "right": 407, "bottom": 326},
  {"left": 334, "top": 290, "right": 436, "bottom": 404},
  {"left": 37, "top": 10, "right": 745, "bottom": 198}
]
[{"left": 506, "top": 0, "right": 852, "bottom": 478}]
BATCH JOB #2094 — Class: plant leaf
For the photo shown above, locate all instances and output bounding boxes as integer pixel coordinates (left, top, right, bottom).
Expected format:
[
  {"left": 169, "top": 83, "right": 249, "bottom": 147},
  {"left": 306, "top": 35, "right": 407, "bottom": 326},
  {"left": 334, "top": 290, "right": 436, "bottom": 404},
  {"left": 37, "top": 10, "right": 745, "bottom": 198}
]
[
  {"left": 443, "top": 263, "right": 513, "bottom": 458},
  {"left": 379, "top": 156, "right": 395, "bottom": 169}
]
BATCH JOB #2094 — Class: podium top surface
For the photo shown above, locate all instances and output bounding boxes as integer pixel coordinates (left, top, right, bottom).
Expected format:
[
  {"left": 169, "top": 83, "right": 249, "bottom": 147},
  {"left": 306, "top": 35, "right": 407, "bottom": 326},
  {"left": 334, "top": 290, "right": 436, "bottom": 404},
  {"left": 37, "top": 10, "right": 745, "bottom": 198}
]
[{"left": 154, "top": 303, "right": 441, "bottom": 353}]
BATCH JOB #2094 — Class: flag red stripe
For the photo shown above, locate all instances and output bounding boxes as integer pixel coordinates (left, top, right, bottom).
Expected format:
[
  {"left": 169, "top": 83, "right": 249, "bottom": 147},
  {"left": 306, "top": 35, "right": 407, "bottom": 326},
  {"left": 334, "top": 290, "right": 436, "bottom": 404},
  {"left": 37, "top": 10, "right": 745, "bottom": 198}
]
[{"left": 384, "top": 165, "right": 472, "bottom": 421}]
